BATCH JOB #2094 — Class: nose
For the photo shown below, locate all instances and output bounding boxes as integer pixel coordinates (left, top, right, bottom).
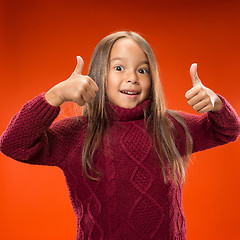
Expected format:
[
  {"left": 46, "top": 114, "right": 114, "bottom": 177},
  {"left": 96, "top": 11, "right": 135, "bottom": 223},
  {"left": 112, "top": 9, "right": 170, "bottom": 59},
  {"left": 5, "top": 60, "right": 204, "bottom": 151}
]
[{"left": 126, "top": 71, "right": 138, "bottom": 84}]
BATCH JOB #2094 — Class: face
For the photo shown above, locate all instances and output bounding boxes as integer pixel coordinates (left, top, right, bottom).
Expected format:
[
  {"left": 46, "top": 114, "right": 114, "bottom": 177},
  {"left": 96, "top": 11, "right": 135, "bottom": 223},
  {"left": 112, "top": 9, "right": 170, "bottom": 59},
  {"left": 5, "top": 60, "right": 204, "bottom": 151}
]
[{"left": 106, "top": 38, "right": 151, "bottom": 109}]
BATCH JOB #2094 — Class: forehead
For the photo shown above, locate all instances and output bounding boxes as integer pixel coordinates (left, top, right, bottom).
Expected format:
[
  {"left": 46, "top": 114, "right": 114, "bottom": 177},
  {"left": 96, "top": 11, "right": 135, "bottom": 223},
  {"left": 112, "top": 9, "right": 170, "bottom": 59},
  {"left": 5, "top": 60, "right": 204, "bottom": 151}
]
[{"left": 110, "top": 38, "right": 148, "bottom": 62}]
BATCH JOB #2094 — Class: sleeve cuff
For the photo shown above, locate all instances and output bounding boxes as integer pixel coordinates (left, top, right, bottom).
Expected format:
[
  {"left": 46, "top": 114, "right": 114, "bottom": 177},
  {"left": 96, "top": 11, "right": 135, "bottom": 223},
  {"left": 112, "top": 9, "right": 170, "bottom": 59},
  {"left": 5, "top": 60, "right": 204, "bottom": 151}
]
[
  {"left": 22, "top": 92, "right": 60, "bottom": 126},
  {"left": 208, "top": 94, "right": 240, "bottom": 128}
]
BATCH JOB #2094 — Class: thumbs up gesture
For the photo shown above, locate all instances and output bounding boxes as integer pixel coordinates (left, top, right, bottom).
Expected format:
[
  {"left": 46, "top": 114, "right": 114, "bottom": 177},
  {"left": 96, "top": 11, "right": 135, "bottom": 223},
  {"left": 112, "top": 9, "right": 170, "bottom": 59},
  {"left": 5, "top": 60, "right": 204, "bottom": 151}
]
[
  {"left": 185, "top": 63, "right": 222, "bottom": 113},
  {"left": 45, "top": 56, "right": 99, "bottom": 107}
]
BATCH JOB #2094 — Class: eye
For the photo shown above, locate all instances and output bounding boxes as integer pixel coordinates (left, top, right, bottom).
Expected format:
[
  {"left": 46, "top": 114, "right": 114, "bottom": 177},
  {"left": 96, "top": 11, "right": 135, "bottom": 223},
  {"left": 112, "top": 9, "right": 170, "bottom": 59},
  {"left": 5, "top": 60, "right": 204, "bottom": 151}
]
[
  {"left": 138, "top": 68, "right": 149, "bottom": 74},
  {"left": 114, "top": 65, "right": 124, "bottom": 71}
]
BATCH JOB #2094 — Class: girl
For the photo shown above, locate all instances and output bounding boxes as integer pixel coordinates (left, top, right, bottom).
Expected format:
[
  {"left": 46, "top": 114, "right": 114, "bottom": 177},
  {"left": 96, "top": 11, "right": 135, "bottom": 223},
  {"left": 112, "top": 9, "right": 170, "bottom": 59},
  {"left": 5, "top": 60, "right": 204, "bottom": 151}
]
[{"left": 0, "top": 31, "right": 240, "bottom": 240}]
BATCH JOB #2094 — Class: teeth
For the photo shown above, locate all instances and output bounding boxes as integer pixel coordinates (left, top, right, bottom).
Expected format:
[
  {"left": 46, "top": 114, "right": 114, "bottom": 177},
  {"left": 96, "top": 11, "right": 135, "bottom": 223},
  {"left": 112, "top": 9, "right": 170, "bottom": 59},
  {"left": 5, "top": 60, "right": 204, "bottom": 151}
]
[{"left": 121, "top": 91, "right": 138, "bottom": 95}]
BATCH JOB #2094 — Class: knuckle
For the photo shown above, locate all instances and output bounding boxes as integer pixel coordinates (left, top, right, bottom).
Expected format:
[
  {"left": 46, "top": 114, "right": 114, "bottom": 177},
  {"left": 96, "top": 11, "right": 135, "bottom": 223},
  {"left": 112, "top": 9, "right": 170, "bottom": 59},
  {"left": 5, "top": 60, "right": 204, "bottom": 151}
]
[
  {"left": 205, "top": 97, "right": 211, "bottom": 104},
  {"left": 81, "top": 77, "right": 88, "bottom": 84},
  {"left": 195, "top": 85, "right": 201, "bottom": 92},
  {"left": 84, "top": 76, "right": 92, "bottom": 83},
  {"left": 79, "top": 80, "right": 89, "bottom": 90},
  {"left": 85, "top": 76, "right": 91, "bottom": 81},
  {"left": 198, "top": 90, "right": 204, "bottom": 96}
]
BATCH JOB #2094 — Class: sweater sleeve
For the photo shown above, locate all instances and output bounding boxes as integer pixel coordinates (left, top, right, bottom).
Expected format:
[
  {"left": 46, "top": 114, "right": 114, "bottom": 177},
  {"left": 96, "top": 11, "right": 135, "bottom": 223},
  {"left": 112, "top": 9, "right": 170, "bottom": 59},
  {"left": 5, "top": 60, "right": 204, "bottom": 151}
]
[
  {"left": 178, "top": 95, "right": 240, "bottom": 153},
  {"left": 0, "top": 93, "right": 84, "bottom": 167}
]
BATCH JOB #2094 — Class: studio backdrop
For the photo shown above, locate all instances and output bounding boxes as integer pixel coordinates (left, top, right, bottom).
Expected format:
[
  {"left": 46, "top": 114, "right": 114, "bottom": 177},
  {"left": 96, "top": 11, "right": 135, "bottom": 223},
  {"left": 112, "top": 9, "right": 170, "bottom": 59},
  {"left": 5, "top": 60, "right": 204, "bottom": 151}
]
[{"left": 1, "top": 0, "right": 240, "bottom": 239}]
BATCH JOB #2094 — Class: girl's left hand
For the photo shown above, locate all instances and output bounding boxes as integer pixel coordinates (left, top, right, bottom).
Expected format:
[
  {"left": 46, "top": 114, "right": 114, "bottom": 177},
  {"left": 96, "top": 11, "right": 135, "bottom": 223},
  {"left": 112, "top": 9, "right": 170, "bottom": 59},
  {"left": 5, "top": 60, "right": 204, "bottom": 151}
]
[{"left": 185, "top": 63, "right": 223, "bottom": 113}]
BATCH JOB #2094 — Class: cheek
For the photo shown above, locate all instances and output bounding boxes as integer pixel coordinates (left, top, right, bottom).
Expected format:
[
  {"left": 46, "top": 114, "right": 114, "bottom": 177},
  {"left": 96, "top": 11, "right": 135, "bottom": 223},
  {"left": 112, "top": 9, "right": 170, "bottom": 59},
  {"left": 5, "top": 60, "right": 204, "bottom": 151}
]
[
  {"left": 106, "top": 84, "right": 112, "bottom": 99},
  {"left": 144, "top": 80, "right": 152, "bottom": 97},
  {"left": 107, "top": 72, "right": 120, "bottom": 91},
  {"left": 106, "top": 74, "right": 111, "bottom": 94},
  {"left": 106, "top": 76, "right": 117, "bottom": 98}
]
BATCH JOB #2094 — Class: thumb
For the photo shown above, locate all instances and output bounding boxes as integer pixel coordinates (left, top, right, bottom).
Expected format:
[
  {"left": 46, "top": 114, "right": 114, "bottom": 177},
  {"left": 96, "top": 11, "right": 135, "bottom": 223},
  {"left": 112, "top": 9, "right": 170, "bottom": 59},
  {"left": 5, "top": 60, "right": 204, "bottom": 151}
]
[
  {"left": 190, "top": 63, "right": 201, "bottom": 86},
  {"left": 74, "top": 56, "right": 84, "bottom": 75}
]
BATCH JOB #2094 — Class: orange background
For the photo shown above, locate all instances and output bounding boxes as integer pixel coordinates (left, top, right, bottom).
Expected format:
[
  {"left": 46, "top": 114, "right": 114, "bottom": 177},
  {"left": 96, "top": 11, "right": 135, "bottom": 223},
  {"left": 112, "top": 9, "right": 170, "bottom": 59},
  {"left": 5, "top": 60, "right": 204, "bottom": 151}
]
[{"left": 1, "top": 0, "right": 240, "bottom": 239}]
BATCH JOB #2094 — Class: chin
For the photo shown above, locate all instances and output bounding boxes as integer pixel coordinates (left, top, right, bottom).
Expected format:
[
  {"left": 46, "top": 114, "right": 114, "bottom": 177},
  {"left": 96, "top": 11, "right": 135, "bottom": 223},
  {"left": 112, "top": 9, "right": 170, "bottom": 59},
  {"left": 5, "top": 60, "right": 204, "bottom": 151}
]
[{"left": 119, "top": 103, "right": 138, "bottom": 109}]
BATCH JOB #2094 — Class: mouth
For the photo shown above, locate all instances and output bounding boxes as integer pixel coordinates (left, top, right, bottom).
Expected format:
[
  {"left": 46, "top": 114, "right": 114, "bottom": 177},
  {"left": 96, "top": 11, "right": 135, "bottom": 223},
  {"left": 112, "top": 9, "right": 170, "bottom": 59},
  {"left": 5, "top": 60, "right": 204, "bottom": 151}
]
[{"left": 120, "top": 90, "right": 140, "bottom": 95}]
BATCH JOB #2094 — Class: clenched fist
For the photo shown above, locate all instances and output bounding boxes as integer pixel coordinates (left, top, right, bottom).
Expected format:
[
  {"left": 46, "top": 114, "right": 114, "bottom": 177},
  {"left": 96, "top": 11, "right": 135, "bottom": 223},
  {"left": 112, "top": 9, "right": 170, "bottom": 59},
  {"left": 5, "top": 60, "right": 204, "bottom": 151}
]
[
  {"left": 185, "top": 63, "right": 222, "bottom": 113},
  {"left": 45, "top": 56, "right": 99, "bottom": 107}
]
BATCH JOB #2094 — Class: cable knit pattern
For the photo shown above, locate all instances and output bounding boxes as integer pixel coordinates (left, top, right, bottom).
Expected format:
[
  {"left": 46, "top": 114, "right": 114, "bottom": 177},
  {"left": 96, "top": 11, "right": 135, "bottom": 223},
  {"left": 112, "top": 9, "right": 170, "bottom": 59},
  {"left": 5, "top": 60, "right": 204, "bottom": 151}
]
[
  {"left": 120, "top": 124, "right": 164, "bottom": 238},
  {"left": 167, "top": 182, "right": 186, "bottom": 239},
  {"left": 103, "top": 133, "right": 121, "bottom": 240},
  {"left": 0, "top": 93, "right": 240, "bottom": 240}
]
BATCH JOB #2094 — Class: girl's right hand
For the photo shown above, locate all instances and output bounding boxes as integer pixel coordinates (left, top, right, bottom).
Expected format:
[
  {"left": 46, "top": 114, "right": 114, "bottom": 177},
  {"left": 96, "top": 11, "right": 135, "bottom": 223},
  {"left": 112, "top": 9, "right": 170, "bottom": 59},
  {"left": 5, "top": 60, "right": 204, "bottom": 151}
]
[{"left": 45, "top": 56, "right": 99, "bottom": 107}]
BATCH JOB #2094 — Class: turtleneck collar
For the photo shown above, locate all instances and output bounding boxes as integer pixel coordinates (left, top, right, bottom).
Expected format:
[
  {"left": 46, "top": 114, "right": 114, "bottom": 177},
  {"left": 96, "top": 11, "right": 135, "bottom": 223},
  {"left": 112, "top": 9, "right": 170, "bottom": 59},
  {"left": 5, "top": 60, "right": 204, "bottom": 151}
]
[{"left": 108, "top": 99, "right": 150, "bottom": 121}]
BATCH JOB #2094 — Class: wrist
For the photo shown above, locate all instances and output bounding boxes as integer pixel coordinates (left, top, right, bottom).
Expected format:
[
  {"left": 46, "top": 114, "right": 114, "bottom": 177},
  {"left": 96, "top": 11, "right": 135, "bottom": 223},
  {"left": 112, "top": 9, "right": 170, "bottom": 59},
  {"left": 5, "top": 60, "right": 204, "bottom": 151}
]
[
  {"left": 45, "top": 88, "right": 64, "bottom": 107},
  {"left": 212, "top": 96, "right": 223, "bottom": 112}
]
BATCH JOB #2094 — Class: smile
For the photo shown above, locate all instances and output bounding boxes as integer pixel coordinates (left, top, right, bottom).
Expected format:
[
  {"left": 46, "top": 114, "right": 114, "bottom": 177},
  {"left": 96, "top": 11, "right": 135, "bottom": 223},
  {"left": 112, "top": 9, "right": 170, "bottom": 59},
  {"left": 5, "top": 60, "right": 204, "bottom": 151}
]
[{"left": 120, "top": 90, "right": 139, "bottom": 95}]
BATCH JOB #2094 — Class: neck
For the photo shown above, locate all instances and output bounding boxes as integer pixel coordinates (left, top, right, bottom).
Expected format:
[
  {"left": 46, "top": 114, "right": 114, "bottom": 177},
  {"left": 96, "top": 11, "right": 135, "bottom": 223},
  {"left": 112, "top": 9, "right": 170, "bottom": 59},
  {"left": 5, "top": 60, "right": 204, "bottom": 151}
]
[{"left": 107, "top": 100, "right": 150, "bottom": 121}]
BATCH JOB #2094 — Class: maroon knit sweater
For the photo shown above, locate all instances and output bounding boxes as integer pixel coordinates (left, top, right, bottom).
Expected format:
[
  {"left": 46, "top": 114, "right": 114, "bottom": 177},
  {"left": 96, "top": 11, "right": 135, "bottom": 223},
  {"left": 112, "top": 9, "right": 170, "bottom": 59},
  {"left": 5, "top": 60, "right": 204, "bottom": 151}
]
[{"left": 1, "top": 93, "right": 240, "bottom": 240}]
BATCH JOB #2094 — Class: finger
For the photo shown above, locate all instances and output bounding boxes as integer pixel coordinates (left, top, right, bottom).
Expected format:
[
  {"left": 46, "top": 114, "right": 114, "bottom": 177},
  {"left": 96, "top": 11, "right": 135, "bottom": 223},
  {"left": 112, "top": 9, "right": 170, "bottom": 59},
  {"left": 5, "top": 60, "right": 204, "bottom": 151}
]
[
  {"left": 190, "top": 63, "right": 201, "bottom": 87},
  {"left": 191, "top": 98, "right": 210, "bottom": 111},
  {"left": 185, "top": 85, "right": 200, "bottom": 99},
  {"left": 74, "top": 96, "right": 85, "bottom": 106},
  {"left": 187, "top": 93, "right": 204, "bottom": 106},
  {"left": 74, "top": 56, "right": 84, "bottom": 75},
  {"left": 90, "top": 80, "right": 99, "bottom": 92},
  {"left": 84, "top": 85, "right": 97, "bottom": 98},
  {"left": 81, "top": 90, "right": 95, "bottom": 103},
  {"left": 198, "top": 105, "right": 213, "bottom": 114},
  {"left": 85, "top": 76, "right": 99, "bottom": 92}
]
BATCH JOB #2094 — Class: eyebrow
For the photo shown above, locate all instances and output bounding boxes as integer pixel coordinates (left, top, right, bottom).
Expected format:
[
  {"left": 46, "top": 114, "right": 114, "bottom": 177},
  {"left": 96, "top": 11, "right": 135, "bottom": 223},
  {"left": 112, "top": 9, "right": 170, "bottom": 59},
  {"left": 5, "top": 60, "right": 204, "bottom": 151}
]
[{"left": 110, "top": 57, "right": 149, "bottom": 65}]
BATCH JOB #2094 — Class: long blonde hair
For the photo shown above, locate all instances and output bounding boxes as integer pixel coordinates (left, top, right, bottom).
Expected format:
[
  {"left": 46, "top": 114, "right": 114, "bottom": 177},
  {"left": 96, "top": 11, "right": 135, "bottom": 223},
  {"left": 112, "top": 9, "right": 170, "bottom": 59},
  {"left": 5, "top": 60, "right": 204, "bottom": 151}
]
[{"left": 82, "top": 31, "right": 192, "bottom": 184}]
